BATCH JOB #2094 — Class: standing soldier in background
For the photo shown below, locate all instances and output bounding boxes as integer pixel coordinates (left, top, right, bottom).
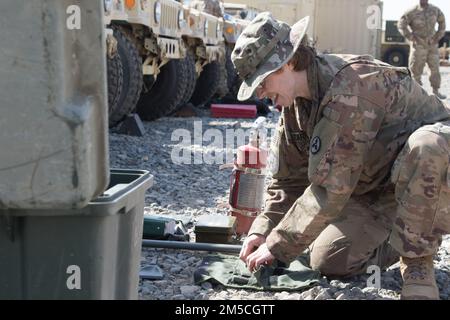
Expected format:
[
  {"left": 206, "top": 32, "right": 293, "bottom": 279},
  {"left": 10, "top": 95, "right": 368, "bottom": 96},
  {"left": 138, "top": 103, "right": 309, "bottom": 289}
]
[{"left": 399, "top": 0, "right": 447, "bottom": 99}]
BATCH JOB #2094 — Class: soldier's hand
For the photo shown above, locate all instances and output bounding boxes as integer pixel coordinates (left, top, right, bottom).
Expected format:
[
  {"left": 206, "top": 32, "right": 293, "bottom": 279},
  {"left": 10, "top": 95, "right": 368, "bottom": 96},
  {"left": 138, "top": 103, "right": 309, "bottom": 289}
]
[
  {"left": 245, "top": 243, "right": 275, "bottom": 273},
  {"left": 410, "top": 33, "right": 421, "bottom": 44},
  {"left": 409, "top": 33, "right": 417, "bottom": 43},
  {"left": 239, "top": 234, "right": 266, "bottom": 263}
]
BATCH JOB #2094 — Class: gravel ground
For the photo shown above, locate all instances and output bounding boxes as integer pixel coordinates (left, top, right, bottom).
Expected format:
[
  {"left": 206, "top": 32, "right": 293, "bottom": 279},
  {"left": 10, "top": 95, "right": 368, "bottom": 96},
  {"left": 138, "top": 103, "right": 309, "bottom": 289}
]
[{"left": 109, "top": 67, "right": 450, "bottom": 300}]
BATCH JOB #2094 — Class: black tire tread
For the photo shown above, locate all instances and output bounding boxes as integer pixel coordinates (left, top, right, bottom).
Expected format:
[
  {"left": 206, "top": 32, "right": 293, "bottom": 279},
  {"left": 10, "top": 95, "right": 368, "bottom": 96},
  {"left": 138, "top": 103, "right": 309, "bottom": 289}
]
[
  {"left": 225, "top": 46, "right": 240, "bottom": 99},
  {"left": 215, "top": 60, "right": 229, "bottom": 98},
  {"left": 180, "top": 53, "right": 197, "bottom": 106},
  {"left": 137, "top": 58, "right": 189, "bottom": 120},
  {"left": 107, "top": 53, "right": 123, "bottom": 127},
  {"left": 109, "top": 26, "right": 143, "bottom": 126},
  {"left": 190, "top": 61, "right": 221, "bottom": 107}
]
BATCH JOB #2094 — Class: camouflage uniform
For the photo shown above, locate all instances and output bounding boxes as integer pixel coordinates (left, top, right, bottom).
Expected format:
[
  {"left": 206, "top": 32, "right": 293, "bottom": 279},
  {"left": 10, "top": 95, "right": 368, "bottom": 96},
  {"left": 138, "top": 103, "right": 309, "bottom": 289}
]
[
  {"left": 232, "top": 12, "right": 450, "bottom": 278},
  {"left": 188, "top": 0, "right": 223, "bottom": 18},
  {"left": 398, "top": 4, "right": 446, "bottom": 91}
]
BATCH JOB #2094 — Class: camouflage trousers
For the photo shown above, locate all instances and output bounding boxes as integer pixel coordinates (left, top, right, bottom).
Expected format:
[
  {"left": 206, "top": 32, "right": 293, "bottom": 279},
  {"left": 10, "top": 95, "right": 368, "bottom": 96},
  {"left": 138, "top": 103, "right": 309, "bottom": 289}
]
[
  {"left": 409, "top": 43, "right": 441, "bottom": 90},
  {"left": 309, "top": 121, "right": 450, "bottom": 277}
]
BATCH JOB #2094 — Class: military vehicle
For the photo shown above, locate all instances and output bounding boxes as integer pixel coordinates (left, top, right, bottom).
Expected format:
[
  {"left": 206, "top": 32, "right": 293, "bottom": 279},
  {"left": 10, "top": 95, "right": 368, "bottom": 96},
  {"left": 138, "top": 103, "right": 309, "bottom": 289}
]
[
  {"left": 223, "top": 2, "right": 260, "bottom": 21},
  {"left": 380, "top": 20, "right": 410, "bottom": 67},
  {"left": 104, "top": 0, "right": 248, "bottom": 127}
]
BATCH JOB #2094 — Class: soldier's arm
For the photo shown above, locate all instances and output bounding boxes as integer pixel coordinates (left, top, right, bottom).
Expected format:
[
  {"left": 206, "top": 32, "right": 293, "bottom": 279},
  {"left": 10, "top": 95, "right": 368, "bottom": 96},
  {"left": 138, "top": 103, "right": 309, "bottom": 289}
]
[
  {"left": 265, "top": 95, "right": 385, "bottom": 264},
  {"left": 398, "top": 13, "right": 414, "bottom": 41},
  {"left": 248, "top": 114, "right": 310, "bottom": 237},
  {"left": 433, "top": 8, "right": 446, "bottom": 43}
]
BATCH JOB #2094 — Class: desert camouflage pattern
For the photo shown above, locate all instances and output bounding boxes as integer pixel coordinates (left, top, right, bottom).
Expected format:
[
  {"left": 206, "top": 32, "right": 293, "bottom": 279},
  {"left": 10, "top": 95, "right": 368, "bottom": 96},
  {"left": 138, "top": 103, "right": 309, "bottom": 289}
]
[
  {"left": 189, "top": 0, "right": 223, "bottom": 18},
  {"left": 390, "top": 121, "right": 450, "bottom": 257},
  {"left": 398, "top": 4, "right": 446, "bottom": 90},
  {"left": 308, "top": 189, "right": 400, "bottom": 277},
  {"left": 248, "top": 53, "right": 450, "bottom": 265},
  {"left": 408, "top": 44, "right": 441, "bottom": 89}
]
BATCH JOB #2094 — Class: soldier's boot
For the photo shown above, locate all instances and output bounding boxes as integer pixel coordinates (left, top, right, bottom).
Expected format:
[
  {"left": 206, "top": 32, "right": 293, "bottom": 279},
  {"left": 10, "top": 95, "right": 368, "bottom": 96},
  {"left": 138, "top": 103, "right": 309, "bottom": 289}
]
[
  {"left": 400, "top": 255, "right": 440, "bottom": 300},
  {"left": 432, "top": 89, "right": 447, "bottom": 100}
]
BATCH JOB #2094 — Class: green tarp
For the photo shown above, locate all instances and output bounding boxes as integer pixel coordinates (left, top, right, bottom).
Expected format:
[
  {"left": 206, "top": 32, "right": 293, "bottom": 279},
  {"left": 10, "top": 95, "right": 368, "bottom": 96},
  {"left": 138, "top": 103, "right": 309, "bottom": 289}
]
[{"left": 194, "top": 253, "right": 321, "bottom": 291}]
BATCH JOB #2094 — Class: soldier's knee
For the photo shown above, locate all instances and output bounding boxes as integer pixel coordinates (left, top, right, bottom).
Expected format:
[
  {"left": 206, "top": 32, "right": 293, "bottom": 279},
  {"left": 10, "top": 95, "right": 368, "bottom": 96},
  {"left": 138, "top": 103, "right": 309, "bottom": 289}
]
[
  {"left": 397, "top": 130, "right": 447, "bottom": 166},
  {"left": 392, "top": 128, "right": 449, "bottom": 198},
  {"left": 310, "top": 245, "right": 352, "bottom": 277},
  {"left": 415, "top": 137, "right": 443, "bottom": 159},
  {"left": 309, "top": 238, "right": 355, "bottom": 277}
]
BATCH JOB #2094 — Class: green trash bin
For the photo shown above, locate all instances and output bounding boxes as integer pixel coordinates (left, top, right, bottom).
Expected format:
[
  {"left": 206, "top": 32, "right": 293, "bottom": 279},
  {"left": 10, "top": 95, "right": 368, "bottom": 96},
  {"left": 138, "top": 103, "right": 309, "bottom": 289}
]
[{"left": 0, "top": 169, "right": 153, "bottom": 300}]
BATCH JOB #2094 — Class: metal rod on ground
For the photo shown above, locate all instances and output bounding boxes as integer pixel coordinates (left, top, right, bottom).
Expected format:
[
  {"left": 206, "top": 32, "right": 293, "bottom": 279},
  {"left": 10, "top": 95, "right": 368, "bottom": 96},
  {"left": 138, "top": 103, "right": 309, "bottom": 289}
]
[{"left": 142, "top": 239, "right": 242, "bottom": 254}]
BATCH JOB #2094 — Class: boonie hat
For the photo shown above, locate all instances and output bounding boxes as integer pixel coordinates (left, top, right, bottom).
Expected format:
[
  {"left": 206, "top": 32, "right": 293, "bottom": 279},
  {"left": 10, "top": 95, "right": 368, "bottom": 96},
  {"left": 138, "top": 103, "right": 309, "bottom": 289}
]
[{"left": 231, "top": 12, "right": 310, "bottom": 101}]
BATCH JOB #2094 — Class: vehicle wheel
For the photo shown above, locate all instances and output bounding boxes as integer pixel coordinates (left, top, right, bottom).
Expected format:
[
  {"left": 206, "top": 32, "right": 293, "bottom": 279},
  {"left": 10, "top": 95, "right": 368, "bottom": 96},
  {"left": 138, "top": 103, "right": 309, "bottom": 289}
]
[
  {"left": 227, "top": 78, "right": 242, "bottom": 102},
  {"left": 142, "top": 74, "right": 156, "bottom": 96},
  {"left": 106, "top": 53, "right": 123, "bottom": 128},
  {"left": 384, "top": 47, "right": 408, "bottom": 67},
  {"left": 189, "top": 60, "right": 221, "bottom": 107},
  {"left": 109, "top": 26, "right": 143, "bottom": 126},
  {"left": 223, "top": 48, "right": 242, "bottom": 102},
  {"left": 180, "top": 52, "right": 197, "bottom": 106},
  {"left": 136, "top": 58, "right": 189, "bottom": 120},
  {"left": 215, "top": 60, "right": 229, "bottom": 98},
  {"left": 225, "top": 47, "right": 239, "bottom": 98}
]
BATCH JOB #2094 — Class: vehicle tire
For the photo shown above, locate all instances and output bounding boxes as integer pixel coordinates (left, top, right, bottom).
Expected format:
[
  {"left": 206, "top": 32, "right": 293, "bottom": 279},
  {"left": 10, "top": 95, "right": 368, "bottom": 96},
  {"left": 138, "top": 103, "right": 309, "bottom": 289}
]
[
  {"left": 227, "top": 78, "right": 242, "bottom": 102},
  {"left": 136, "top": 58, "right": 189, "bottom": 120},
  {"left": 180, "top": 53, "right": 197, "bottom": 106},
  {"left": 109, "top": 26, "right": 143, "bottom": 126},
  {"left": 215, "top": 60, "right": 229, "bottom": 98},
  {"left": 189, "top": 60, "right": 221, "bottom": 107},
  {"left": 223, "top": 51, "right": 242, "bottom": 102},
  {"left": 107, "top": 53, "right": 123, "bottom": 128},
  {"left": 384, "top": 47, "right": 408, "bottom": 67},
  {"left": 225, "top": 47, "right": 239, "bottom": 98}
]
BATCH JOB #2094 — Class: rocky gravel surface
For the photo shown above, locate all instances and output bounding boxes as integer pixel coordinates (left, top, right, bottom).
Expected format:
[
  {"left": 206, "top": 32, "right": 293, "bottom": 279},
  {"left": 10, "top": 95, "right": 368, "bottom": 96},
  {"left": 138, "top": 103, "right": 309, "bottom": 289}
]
[{"left": 109, "top": 67, "right": 450, "bottom": 300}]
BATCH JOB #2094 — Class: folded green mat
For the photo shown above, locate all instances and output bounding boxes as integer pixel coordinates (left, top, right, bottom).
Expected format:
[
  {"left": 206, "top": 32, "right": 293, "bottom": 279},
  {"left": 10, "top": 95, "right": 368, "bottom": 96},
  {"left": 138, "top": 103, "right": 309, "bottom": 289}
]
[{"left": 194, "top": 253, "right": 320, "bottom": 291}]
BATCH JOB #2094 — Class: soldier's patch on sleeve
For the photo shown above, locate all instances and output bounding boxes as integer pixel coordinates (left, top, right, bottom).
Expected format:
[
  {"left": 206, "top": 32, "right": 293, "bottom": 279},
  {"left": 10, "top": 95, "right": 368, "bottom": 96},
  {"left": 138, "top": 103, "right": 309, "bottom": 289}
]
[
  {"left": 308, "top": 117, "right": 342, "bottom": 185},
  {"left": 310, "top": 137, "right": 321, "bottom": 155}
]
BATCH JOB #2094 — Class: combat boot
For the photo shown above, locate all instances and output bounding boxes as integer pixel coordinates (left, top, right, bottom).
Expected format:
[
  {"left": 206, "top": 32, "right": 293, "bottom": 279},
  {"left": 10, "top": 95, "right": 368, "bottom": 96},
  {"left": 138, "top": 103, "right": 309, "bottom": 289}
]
[
  {"left": 433, "top": 89, "right": 447, "bottom": 100},
  {"left": 400, "top": 255, "right": 440, "bottom": 300}
]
